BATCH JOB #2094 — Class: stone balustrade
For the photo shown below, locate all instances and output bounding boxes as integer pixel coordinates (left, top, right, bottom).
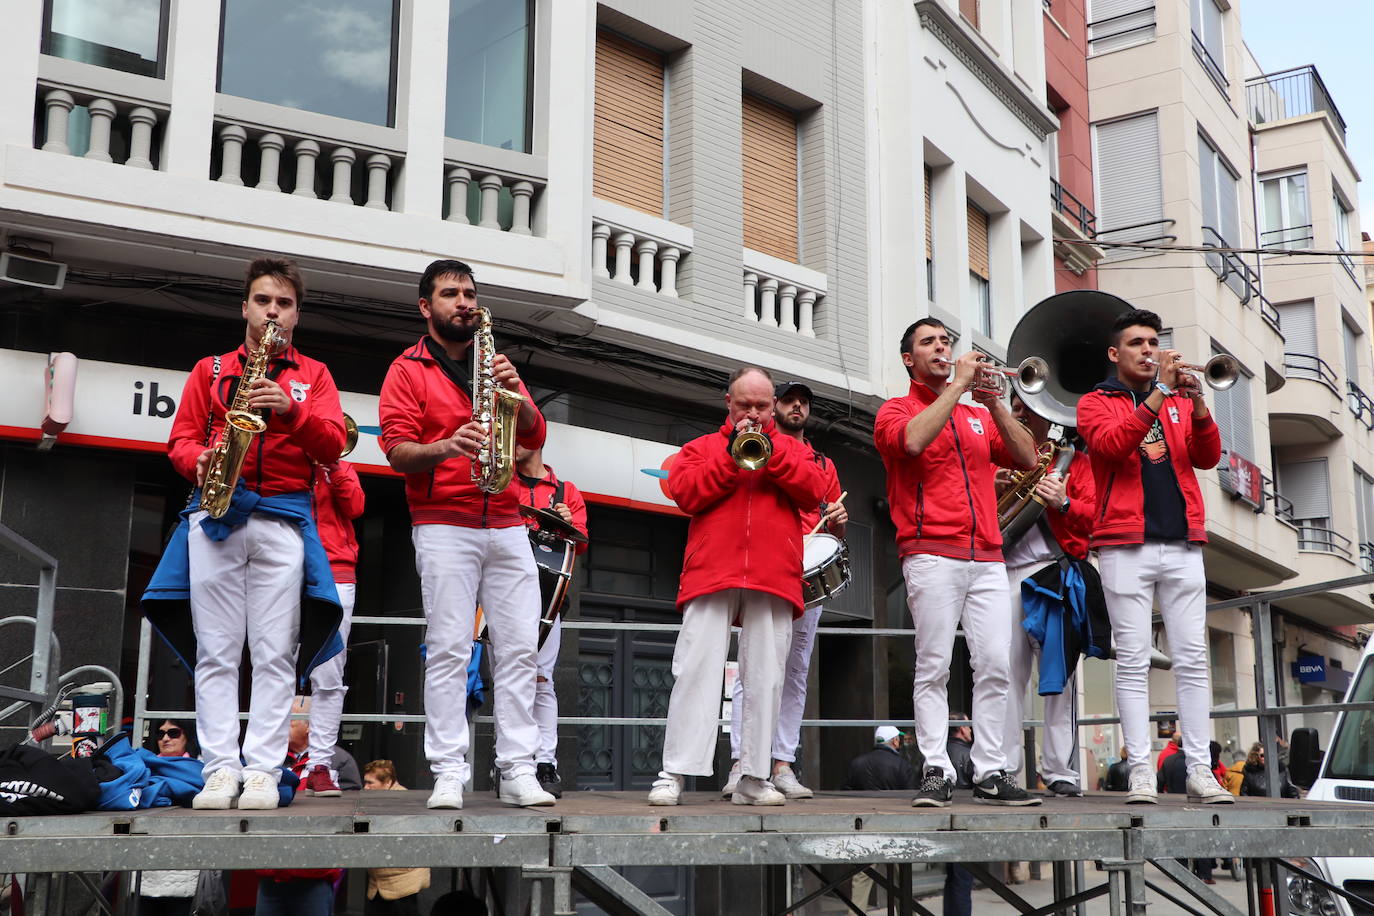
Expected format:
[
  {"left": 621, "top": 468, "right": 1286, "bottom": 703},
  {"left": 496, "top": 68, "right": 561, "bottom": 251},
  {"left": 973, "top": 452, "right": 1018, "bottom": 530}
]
[
  {"left": 590, "top": 202, "right": 692, "bottom": 298},
  {"left": 742, "top": 252, "right": 825, "bottom": 337},
  {"left": 443, "top": 163, "right": 544, "bottom": 235},
  {"left": 38, "top": 85, "right": 163, "bottom": 169},
  {"left": 213, "top": 119, "right": 398, "bottom": 210}
]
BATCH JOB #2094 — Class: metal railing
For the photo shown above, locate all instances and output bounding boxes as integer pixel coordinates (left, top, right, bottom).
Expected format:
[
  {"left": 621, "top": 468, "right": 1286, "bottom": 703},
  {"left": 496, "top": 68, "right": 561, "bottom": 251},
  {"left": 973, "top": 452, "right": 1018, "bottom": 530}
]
[
  {"left": 1264, "top": 473, "right": 1296, "bottom": 523},
  {"left": 1050, "top": 177, "right": 1096, "bottom": 236},
  {"left": 1190, "top": 30, "right": 1227, "bottom": 93},
  {"left": 1284, "top": 351, "right": 1342, "bottom": 396},
  {"left": 1259, "top": 223, "right": 1314, "bottom": 251},
  {"left": 1361, "top": 541, "right": 1374, "bottom": 573},
  {"left": 1349, "top": 380, "right": 1374, "bottom": 430},
  {"left": 1295, "top": 520, "right": 1353, "bottom": 558},
  {"left": 0, "top": 524, "right": 57, "bottom": 727},
  {"left": 1201, "top": 225, "right": 1259, "bottom": 304},
  {"left": 1246, "top": 65, "right": 1348, "bottom": 140}
]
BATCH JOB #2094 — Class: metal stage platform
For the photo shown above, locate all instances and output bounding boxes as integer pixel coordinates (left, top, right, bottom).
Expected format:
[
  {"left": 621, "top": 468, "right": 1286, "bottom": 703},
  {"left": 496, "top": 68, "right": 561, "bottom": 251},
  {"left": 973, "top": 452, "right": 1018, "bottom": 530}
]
[{"left": 6, "top": 791, "right": 1374, "bottom": 916}]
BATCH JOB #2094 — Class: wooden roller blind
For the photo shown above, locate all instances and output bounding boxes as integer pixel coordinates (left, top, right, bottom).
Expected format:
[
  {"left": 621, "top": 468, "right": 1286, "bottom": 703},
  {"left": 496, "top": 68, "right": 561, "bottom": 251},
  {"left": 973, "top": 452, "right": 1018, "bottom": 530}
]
[
  {"left": 968, "top": 202, "right": 990, "bottom": 279},
  {"left": 960, "top": 0, "right": 980, "bottom": 28},
  {"left": 924, "top": 166, "right": 933, "bottom": 260},
  {"left": 594, "top": 30, "right": 664, "bottom": 216},
  {"left": 742, "top": 93, "right": 799, "bottom": 262}
]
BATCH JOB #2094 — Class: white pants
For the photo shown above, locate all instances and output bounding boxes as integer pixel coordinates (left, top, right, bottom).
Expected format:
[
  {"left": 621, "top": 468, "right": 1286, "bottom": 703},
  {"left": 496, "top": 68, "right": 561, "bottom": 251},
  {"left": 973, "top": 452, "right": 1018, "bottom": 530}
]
[
  {"left": 307, "top": 582, "right": 355, "bottom": 770},
  {"left": 902, "top": 554, "right": 1013, "bottom": 783},
  {"left": 187, "top": 510, "right": 302, "bottom": 778},
  {"left": 414, "top": 524, "right": 541, "bottom": 781},
  {"left": 1005, "top": 563, "right": 1077, "bottom": 788},
  {"left": 729, "top": 603, "right": 822, "bottom": 763},
  {"left": 1098, "top": 542, "right": 1211, "bottom": 770},
  {"left": 662, "top": 589, "right": 792, "bottom": 778},
  {"left": 534, "top": 617, "right": 561, "bottom": 764}
]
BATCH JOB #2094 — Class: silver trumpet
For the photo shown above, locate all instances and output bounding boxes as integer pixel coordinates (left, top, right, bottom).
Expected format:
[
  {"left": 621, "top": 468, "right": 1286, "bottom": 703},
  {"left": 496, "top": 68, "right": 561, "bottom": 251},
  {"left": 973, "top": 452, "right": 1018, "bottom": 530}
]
[
  {"left": 934, "top": 355, "right": 1050, "bottom": 398},
  {"left": 1145, "top": 353, "right": 1239, "bottom": 391}
]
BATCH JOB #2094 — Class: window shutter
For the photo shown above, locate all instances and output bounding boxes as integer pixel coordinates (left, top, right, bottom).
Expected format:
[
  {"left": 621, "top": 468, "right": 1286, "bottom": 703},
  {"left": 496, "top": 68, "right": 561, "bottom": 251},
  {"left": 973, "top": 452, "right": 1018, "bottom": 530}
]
[
  {"left": 1198, "top": 134, "right": 1218, "bottom": 233},
  {"left": 1277, "top": 301, "right": 1317, "bottom": 356},
  {"left": 1279, "top": 458, "right": 1331, "bottom": 520},
  {"left": 594, "top": 30, "right": 664, "bottom": 216},
  {"left": 1094, "top": 113, "right": 1163, "bottom": 241},
  {"left": 924, "top": 166, "right": 933, "bottom": 261},
  {"left": 1343, "top": 318, "right": 1360, "bottom": 384},
  {"left": 1213, "top": 351, "right": 1253, "bottom": 463},
  {"left": 1088, "top": 0, "right": 1156, "bottom": 54},
  {"left": 742, "top": 93, "right": 799, "bottom": 262},
  {"left": 1157, "top": 329, "right": 1173, "bottom": 350},
  {"left": 968, "top": 202, "right": 990, "bottom": 280},
  {"left": 960, "top": 0, "right": 979, "bottom": 28}
]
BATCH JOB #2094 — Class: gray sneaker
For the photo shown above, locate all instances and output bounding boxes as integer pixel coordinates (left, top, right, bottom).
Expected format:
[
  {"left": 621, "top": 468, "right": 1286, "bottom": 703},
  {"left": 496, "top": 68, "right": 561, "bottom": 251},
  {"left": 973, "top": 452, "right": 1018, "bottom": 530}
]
[
  {"left": 731, "top": 775, "right": 785, "bottom": 806},
  {"left": 770, "top": 764, "right": 814, "bottom": 799},
  {"left": 720, "top": 760, "right": 741, "bottom": 798},
  {"left": 1186, "top": 764, "right": 1234, "bottom": 804},
  {"left": 1126, "top": 763, "right": 1158, "bottom": 805}
]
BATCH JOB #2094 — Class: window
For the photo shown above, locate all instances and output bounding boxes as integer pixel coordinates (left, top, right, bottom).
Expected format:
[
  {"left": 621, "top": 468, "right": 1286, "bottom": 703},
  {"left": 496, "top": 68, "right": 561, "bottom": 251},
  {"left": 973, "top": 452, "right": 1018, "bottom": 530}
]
[
  {"left": 1093, "top": 112, "right": 1163, "bottom": 255},
  {"left": 219, "top": 0, "right": 398, "bottom": 126},
  {"left": 1198, "top": 132, "right": 1241, "bottom": 295},
  {"left": 925, "top": 166, "right": 934, "bottom": 301},
  {"left": 593, "top": 30, "right": 665, "bottom": 217},
  {"left": 968, "top": 202, "right": 991, "bottom": 336},
  {"left": 1190, "top": 0, "right": 1226, "bottom": 91},
  {"left": 1278, "top": 458, "right": 1337, "bottom": 553},
  {"left": 960, "top": 0, "right": 980, "bottom": 28},
  {"left": 1354, "top": 468, "right": 1374, "bottom": 569},
  {"left": 742, "top": 94, "right": 799, "bottom": 263},
  {"left": 1324, "top": 652, "right": 1374, "bottom": 779},
  {"left": 43, "top": 0, "right": 166, "bottom": 78},
  {"left": 1333, "top": 189, "right": 1356, "bottom": 282},
  {"left": 445, "top": 0, "right": 533, "bottom": 152},
  {"left": 1344, "top": 315, "right": 1363, "bottom": 390},
  {"left": 1212, "top": 351, "right": 1254, "bottom": 496},
  {"left": 1259, "top": 170, "right": 1311, "bottom": 250},
  {"left": 1277, "top": 300, "right": 1326, "bottom": 385},
  {"left": 1087, "top": 0, "right": 1155, "bottom": 55}
]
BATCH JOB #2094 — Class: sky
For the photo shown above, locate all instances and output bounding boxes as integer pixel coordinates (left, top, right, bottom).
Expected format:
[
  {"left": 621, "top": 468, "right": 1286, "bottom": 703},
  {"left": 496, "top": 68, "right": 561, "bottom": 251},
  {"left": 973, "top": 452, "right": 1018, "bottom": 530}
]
[{"left": 1241, "top": 0, "right": 1374, "bottom": 236}]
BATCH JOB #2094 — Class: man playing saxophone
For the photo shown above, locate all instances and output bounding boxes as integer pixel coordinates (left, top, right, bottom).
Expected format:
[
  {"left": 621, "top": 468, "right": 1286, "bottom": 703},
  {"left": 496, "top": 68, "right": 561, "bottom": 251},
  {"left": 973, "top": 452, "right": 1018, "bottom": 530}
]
[
  {"left": 144, "top": 256, "right": 346, "bottom": 810},
  {"left": 378, "top": 259, "right": 554, "bottom": 809}
]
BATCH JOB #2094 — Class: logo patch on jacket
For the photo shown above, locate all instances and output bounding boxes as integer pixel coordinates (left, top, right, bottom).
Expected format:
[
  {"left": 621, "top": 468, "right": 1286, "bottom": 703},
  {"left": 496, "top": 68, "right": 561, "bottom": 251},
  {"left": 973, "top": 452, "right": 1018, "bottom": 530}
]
[
  {"left": 1167, "top": 406, "right": 1179, "bottom": 424},
  {"left": 289, "top": 379, "right": 311, "bottom": 403},
  {"left": 967, "top": 417, "right": 985, "bottom": 436}
]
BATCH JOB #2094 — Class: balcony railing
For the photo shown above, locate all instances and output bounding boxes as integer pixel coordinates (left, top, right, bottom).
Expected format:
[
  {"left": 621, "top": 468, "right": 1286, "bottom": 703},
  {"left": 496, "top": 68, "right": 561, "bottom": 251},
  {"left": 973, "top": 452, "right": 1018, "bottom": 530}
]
[
  {"left": 37, "top": 83, "right": 164, "bottom": 170},
  {"left": 591, "top": 201, "right": 691, "bottom": 299},
  {"left": 1094, "top": 217, "right": 1175, "bottom": 261},
  {"left": 1361, "top": 541, "right": 1374, "bottom": 573},
  {"left": 1259, "top": 224, "right": 1314, "bottom": 252},
  {"left": 1348, "top": 380, "right": 1374, "bottom": 431},
  {"left": 1264, "top": 474, "right": 1295, "bottom": 523},
  {"left": 1246, "top": 66, "right": 1348, "bottom": 142},
  {"left": 1201, "top": 226, "right": 1256, "bottom": 305},
  {"left": 1283, "top": 352, "right": 1341, "bottom": 396},
  {"left": 212, "top": 118, "right": 398, "bottom": 210},
  {"left": 1295, "top": 520, "right": 1352, "bottom": 559},
  {"left": 1050, "top": 177, "right": 1096, "bottom": 236},
  {"left": 1191, "top": 31, "right": 1227, "bottom": 94},
  {"left": 742, "top": 251, "right": 825, "bottom": 337}
]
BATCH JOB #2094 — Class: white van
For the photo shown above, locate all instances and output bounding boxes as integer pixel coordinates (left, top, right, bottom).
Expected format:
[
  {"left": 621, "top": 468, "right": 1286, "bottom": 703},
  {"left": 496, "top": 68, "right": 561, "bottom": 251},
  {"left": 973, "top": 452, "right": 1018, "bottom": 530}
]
[{"left": 1286, "top": 636, "right": 1374, "bottom": 916}]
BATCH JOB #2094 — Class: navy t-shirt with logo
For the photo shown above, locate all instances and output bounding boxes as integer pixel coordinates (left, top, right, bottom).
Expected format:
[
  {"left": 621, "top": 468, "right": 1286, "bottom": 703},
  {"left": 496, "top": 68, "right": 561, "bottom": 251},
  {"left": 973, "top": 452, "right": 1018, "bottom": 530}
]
[{"left": 1129, "top": 387, "right": 1187, "bottom": 541}]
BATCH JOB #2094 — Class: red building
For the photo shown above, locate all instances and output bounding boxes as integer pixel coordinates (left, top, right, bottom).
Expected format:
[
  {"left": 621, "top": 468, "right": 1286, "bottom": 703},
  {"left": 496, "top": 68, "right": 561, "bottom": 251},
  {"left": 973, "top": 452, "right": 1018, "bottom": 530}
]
[{"left": 1044, "top": 0, "right": 1103, "bottom": 291}]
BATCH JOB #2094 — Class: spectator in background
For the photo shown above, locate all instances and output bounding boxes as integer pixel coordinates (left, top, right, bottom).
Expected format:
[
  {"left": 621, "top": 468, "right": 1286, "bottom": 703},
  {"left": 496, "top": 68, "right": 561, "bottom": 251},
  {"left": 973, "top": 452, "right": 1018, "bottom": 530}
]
[
  {"left": 362, "top": 761, "right": 431, "bottom": 916},
  {"left": 1156, "top": 729, "right": 1181, "bottom": 772},
  {"left": 137, "top": 720, "right": 201, "bottom": 916},
  {"left": 1104, "top": 747, "right": 1131, "bottom": 792},
  {"left": 285, "top": 696, "right": 362, "bottom": 791},
  {"left": 145, "top": 719, "right": 198, "bottom": 759},
  {"left": 1241, "top": 742, "right": 1299, "bottom": 798},
  {"left": 1224, "top": 750, "right": 1246, "bottom": 795}
]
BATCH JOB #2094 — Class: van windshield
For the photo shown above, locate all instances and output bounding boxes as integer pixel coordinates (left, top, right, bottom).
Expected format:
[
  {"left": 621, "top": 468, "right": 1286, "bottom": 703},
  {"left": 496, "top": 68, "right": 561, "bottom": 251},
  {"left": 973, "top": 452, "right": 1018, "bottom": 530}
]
[{"left": 1326, "top": 653, "right": 1374, "bottom": 781}]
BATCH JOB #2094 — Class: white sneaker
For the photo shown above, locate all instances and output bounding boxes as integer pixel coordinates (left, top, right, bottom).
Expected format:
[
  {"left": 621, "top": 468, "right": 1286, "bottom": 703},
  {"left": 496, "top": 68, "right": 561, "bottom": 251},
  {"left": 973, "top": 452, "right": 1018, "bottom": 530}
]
[
  {"left": 732, "top": 774, "right": 786, "bottom": 806},
  {"left": 1186, "top": 764, "right": 1235, "bottom": 805},
  {"left": 192, "top": 768, "right": 241, "bottom": 810},
  {"left": 427, "top": 775, "right": 464, "bottom": 809},
  {"left": 770, "top": 765, "right": 814, "bottom": 800},
  {"left": 237, "top": 770, "right": 279, "bottom": 810},
  {"left": 1126, "top": 763, "right": 1158, "bottom": 805},
  {"left": 720, "top": 761, "right": 741, "bottom": 798},
  {"left": 648, "top": 771, "right": 684, "bottom": 806},
  {"left": 499, "top": 773, "right": 556, "bottom": 807}
]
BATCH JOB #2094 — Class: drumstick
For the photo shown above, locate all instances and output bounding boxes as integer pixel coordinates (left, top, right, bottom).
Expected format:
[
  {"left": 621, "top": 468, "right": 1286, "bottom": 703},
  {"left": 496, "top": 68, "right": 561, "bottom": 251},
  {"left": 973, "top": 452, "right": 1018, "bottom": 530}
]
[{"left": 805, "top": 491, "right": 848, "bottom": 540}]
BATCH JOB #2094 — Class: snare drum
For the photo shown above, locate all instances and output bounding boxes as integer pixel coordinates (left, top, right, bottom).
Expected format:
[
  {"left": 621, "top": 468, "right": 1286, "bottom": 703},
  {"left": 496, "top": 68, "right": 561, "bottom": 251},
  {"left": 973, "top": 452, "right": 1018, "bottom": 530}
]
[
  {"left": 530, "top": 534, "right": 575, "bottom": 648},
  {"left": 801, "top": 532, "right": 850, "bottom": 609}
]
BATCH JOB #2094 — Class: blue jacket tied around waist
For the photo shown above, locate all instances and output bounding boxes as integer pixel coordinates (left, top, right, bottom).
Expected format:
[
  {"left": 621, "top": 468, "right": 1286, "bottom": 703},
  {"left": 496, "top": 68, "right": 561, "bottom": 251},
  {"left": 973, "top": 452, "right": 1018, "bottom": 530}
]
[{"left": 141, "top": 486, "right": 343, "bottom": 687}]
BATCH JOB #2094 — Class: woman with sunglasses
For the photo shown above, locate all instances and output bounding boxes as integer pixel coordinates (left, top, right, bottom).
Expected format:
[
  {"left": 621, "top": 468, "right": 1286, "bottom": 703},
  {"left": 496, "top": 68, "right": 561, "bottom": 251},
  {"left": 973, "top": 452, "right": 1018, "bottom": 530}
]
[{"left": 138, "top": 720, "right": 201, "bottom": 916}]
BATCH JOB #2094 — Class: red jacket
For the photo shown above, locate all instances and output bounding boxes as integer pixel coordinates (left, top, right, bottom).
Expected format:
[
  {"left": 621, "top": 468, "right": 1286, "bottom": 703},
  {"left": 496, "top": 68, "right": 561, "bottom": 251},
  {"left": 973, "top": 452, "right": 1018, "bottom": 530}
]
[
  {"left": 797, "top": 441, "right": 844, "bottom": 536},
  {"left": 515, "top": 465, "right": 589, "bottom": 556},
  {"left": 1042, "top": 449, "right": 1096, "bottom": 561},
  {"left": 1076, "top": 380, "right": 1222, "bottom": 548},
  {"left": 671, "top": 420, "right": 827, "bottom": 617},
  {"left": 168, "top": 344, "right": 345, "bottom": 495},
  {"left": 313, "top": 461, "right": 365, "bottom": 583},
  {"left": 378, "top": 337, "right": 546, "bottom": 528},
  {"left": 874, "top": 380, "right": 1027, "bottom": 562}
]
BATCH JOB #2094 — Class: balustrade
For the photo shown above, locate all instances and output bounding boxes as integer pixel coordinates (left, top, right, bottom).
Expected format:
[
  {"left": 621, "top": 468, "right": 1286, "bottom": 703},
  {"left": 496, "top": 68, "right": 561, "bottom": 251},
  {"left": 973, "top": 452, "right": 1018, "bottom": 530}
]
[
  {"left": 590, "top": 221, "right": 685, "bottom": 297},
  {"left": 213, "top": 119, "right": 397, "bottom": 210},
  {"left": 742, "top": 259, "right": 823, "bottom": 337},
  {"left": 444, "top": 166, "right": 542, "bottom": 235},
  {"left": 38, "top": 85, "right": 162, "bottom": 169}
]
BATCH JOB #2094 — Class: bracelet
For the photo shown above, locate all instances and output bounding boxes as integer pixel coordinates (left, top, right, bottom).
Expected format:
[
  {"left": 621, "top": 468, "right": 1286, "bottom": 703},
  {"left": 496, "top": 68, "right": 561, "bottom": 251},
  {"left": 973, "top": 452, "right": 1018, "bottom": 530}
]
[{"left": 1155, "top": 381, "right": 1174, "bottom": 397}]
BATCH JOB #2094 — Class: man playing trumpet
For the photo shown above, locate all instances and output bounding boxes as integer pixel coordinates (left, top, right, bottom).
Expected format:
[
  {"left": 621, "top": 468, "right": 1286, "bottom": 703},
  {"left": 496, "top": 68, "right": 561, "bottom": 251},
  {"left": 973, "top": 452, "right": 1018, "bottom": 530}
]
[
  {"left": 649, "top": 367, "right": 826, "bottom": 806},
  {"left": 1075, "top": 309, "right": 1231, "bottom": 804},
  {"left": 874, "top": 319, "right": 1040, "bottom": 807}
]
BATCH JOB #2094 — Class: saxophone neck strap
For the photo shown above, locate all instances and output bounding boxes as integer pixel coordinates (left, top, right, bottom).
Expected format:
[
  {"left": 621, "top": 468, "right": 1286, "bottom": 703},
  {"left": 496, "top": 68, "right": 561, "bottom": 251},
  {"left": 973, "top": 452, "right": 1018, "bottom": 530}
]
[{"left": 423, "top": 336, "right": 474, "bottom": 401}]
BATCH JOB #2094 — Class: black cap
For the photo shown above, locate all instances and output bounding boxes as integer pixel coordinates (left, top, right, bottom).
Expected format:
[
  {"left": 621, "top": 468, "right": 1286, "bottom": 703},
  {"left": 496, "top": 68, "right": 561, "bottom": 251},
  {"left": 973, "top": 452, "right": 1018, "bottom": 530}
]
[{"left": 775, "top": 381, "right": 814, "bottom": 401}]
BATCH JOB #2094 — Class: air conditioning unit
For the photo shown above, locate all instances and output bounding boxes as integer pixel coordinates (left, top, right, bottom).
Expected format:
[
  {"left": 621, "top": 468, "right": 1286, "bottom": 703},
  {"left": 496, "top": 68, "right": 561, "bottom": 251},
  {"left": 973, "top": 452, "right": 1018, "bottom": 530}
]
[{"left": 1, "top": 250, "right": 67, "bottom": 290}]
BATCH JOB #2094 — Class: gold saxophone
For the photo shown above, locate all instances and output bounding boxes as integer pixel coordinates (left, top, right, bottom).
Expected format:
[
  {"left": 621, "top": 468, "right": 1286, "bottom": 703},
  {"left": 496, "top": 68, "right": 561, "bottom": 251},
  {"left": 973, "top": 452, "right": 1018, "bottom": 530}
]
[
  {"left": 998, "top": 436, "right": 1075, "bottom": 543},
  {"left": 470, "top": 307, "right": 527, "bottom": 494},
  {"left": 200, "top": 321, "right": 284, "bottom": 518}
]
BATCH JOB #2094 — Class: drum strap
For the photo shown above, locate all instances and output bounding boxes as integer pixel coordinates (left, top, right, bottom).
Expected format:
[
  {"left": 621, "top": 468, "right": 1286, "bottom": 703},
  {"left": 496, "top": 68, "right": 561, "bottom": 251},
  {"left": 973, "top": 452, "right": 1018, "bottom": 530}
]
[{"left": 552, "top": 479, "right": 565, "bottom": 508}]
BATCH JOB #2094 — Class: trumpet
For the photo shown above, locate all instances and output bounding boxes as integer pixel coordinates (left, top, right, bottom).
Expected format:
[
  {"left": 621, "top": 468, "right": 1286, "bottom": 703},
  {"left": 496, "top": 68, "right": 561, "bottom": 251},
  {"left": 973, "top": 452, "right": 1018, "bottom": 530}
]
[
  {"left": 730, "top": 421, "right": 773, "bottom": 470},
  {"left": 934, "top": 355, "right": 1050, "bottom": 397},
  {"left": 1145, "top": 353, "right": 1238, "bottom": 391}
]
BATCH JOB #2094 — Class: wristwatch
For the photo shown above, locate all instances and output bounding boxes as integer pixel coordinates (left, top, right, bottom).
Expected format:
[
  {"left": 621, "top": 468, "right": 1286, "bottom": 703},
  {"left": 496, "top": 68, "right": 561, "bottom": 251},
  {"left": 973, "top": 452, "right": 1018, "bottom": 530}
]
[
  {"left": 1058, "top": 497, "right": 1071, "bottom": 514},
  {"left": 1155, "top": 381, "right": 1174, "bottom": 396}
]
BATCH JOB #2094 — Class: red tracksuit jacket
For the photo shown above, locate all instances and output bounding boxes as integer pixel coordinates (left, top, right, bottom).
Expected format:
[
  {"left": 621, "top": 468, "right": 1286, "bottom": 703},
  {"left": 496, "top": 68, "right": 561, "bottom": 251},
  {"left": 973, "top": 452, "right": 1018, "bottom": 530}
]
[
  {"left": 798, "top": 441, "right": 844, "bottom": 536},
  {"left": 1040, "top": 449, "right": 1096, "bottom": 561},
  {"left": 1076, "top": 380, "right": 1222, "bottom": 548},
  {"left": 168, "top": 344, "right": 345, "bottom": 495},
  {"left": 671, "top": 419, "right": 827, "bottom": 617},
  {"left": 313, "top": 461, "right": 365, "bottom": 583},
  {"left": 378, "top": 337, "right": 546, "bottom": 528},
  {"left": 515, "top": 466, "right": 589, "bottom": 556},
  {"left": 874, "top": 380, "right": 1027, "bottom": 562}
]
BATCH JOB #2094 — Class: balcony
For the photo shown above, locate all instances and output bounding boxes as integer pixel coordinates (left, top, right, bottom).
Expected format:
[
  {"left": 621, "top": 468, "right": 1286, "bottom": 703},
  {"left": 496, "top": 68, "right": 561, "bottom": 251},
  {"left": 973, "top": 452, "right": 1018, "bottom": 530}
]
[
  {"left": 1259, "top": 224, "right": 1314, "bottom": 252},
  {"left": 37, "top": 82, "right": 166, "bottom": 171},
  {"left": 1349, "top": 381, "right": 1374, "bottom": 431},
  {"left": 1269, "top": 351, "right": 1343, "bottom": 444},
  {"left": 1295, "top": 520, "right": 1352, "bottom": 560},
  {"left": 591, "top": 199, "right": 692, "bottom": 299},
  {"left": 1050, "top": 178, "right": 1103, "bottom": 275},
  {"left": 743, "top": 251, "right": 825, "bottom": 337},
  {"left": 1246, "top": 66, "right": 1348, "bottom": 142}
]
